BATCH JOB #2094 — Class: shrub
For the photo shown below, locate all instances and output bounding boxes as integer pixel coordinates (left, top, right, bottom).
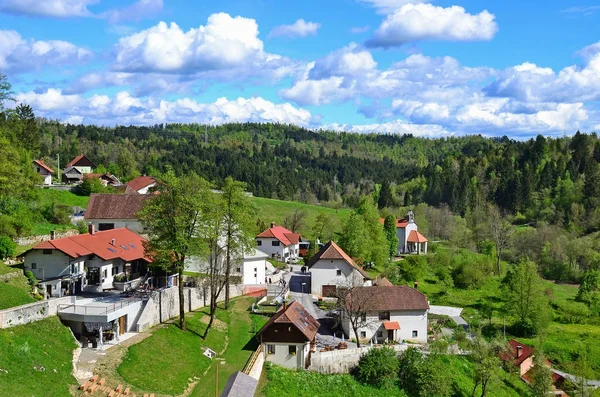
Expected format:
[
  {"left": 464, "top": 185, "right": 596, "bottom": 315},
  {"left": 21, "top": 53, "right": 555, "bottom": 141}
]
[
  {"left": 398, "top": 348, "right": 452, "bottom": 397},
  {"left": 24, "top": 270, "right": 38, "bottom": 286},
  {"left": 42, "top": 203, "right": 71, "bottom": 225},
  {"left": 0, "top": 236, "right": 16, "bottom": 259},
  {"left": 76, "top": 220, "right": 88, "bottom": 234},
  {"left": 353, "top": 346, "right": 399, "bottom": 389}
]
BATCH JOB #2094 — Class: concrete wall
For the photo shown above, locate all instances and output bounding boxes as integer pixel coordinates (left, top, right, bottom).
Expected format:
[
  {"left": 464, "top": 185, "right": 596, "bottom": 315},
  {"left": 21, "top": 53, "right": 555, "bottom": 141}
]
[
  {"left": 0, "top": 296, "right": 72, "bottom": 328},
  {"left": 397, "top": 223, "right": 418, "bottom": 254},
  {"left": 310, "top": 259, "right": 367, "bottom": 296},
  {"left": 87, "top": 219, "right": 144, "bottom": 234},
  {"left": 15, "top": 229, "right": 79, "bottom": 247},
  {"left": 241, "top": 257, "right": 267, "bottom": 285},
  {"left": 309, "top": 344, "right": 411, "bottom": 374},
  {"left": 136, "top": 283, "right": 245, "bottom": 332},
  {"left": 24, "top": 250, "right": 84, "bottom": 281},
  {"left": 262, "top": 342, "right": 308, "bottom": 369}
]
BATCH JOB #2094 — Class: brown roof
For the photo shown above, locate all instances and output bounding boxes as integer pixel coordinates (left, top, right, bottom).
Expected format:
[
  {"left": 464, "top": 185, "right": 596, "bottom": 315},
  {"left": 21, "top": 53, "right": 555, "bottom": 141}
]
[
  {"left": 306, "top": 240, "right": 372, "bottom": 279},
  {"left": 66, "top": 154, "right": 96, "bottom": 168},
  {"left": 127, "top": 176, "right": 157, "bottom": 192},
  {"left": 85, "top": 193, "right": 150, "bottom": 220},
  {"left": 258, "top": 301, "right": 320, "bottom": 341},
  {"left": 374, "top": 277, "right": 393, "bottom": 287},
  {"left": 407, "top": 230, "right": 428, "bottom": 243},
  {"left": 256, "top": 225, "right": 300, "bottom": 246},
  {"left": 33, "top": 159, "right": 54, "bottom": 174},
  {"left": 500, "top": 340, "right": 534, "bottom": 367},
  {"left": 346, "top": 286, "right": 429, "bottom": 311}
]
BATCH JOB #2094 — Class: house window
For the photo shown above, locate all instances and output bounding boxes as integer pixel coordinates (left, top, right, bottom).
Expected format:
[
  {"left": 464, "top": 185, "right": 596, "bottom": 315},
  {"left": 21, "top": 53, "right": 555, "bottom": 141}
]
[
  {"left": 288, "top": 345, "right": 296, "bottom": 355},
  {"left": 43, "top": 249, "right": 52, "bottom": 255},
  {"left": 360, "top": 331, "right": 366, "bottom": 338},
  {"left": 98, "top": 223, "right": 114, "bottom": 231},
  {"left": 236, "top": 267, "right": 241, "bottom": 273},
  {"left": 412, "top": 330, "right": 418, "bottom": 338},
  {"left": 377, "top": 331, "right": 383, "bottom": 338},
  {"left": 71, "top": 263, "right": 75, "bottom": 274},
  {"left": 379, "top": 311, "right": 390, "bottom": 321},
  {"left": 361, "top": 313, "right": 366, "bottom": 322},
  {"left": 336, "top": 269, "right": 342, "bottom": 276},
  {"left": 254, "top": 267, "right": 257, "bottom": 272},
  {"left": 31, "top": 263, "right": 37, "bottom": 270},
  {"left": 272, "top": 241, "right": 280, "bottom": 246},
  {"left": 89, "top": 254, "right": 96, "bottom": 260},
  {"left": 112, "top": 267, "right": 118, "bottom": 276},
  {"left": 267, "top": 345, "right": 275, "bottom": 355},
  {"left": 257, "top": 240, "right": 262, "bottom": 246},
  {"left": 102, "top": 269, "right": 107, "bottom": 278}
]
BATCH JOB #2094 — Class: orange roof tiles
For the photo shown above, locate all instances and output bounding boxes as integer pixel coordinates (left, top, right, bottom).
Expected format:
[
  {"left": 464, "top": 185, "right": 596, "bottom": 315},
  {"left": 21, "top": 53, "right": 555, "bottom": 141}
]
[
  {"left": 500, "top": 340, "right": 535, "bottom": 367},
  {"left": 383, "top": 321, "right": 400, "bottom": 330},
  {"left": 30, "top": 228, "right": 151, "bottom": 262},
  {"left": 33, "top": 159, "right": 54, "bottom": 174},
  {"left": 407, "top": 230, "right": 428, "bottom": 243},
  {"left": 256, "top": 225, "right": 300, "bottom": 246},
  {"left": 379, "top": 217, "right": 409, "bottom": 228},
  {"left": 306, "top": 240, "right": 372, "bottom": 279},
  {"left": 127, "top": 176, "right": 157, "bottom": 192}
]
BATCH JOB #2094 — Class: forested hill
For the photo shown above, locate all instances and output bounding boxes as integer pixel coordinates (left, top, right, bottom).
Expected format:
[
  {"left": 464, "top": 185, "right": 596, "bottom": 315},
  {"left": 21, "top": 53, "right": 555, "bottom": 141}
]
[{"left": 26, "top": 121, "right": 600, "bottom": 231}]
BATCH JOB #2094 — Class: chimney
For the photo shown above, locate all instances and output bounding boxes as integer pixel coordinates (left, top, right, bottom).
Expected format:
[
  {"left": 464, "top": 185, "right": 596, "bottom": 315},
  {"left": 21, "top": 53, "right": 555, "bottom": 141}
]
[
  {"left": 270, "top": 222, "right": 276, "bottom": 228},
  {"left": 88, "top": 223, "right": 95, "bottom": 235},
  {"left": 516, "top": 345, "right": 523, "bottom": 358},
  {"left": 413, "top": 281, "right": 418, "bottom": 290},
  {"left": 50, "top": 230, "right": 55, "bottom": 240},
  {"left": 111, "top": 239, "right": 116, "bottom": 246}
]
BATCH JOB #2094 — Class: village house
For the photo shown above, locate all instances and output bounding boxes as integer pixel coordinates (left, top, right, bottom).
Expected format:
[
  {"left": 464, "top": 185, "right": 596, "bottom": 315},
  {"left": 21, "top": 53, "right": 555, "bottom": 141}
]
[
  {"left": 85, "top": 193, "right": 150, "bottom": 233},
  {"left": 33, "top": 159, "right": 54, "bottom": 185},
  {"left": 306, "top": 240, "right": 372, "bottom": 297},
  {"left": 185, "top": 248, "right": 270, "bottom": 286},
  {"left": 126, "top": 175, "right": 157, "bottom": 194},
  {"left": 62, "top": 166, "right": 84, "bottom": 184},
  {"left": 381, "top": 210, "right": 428, "bottom": 255},
  {"left": 22, "top": 225, "right": 151, "bottom": 296},
  {"left": 256, "top": 223, "right": 300, "bottom": 261},
  {"left": 341, "top": 285, "right": 429, "bottom": 344},
  {"left": 84, "top": 173, "right": 122, "bottom": 187},
  {"left": 65, "top": 154, "right": 96, "bottom": 175},
  {"left": 258, "top": 301, "right": 320, "bottom": 369}
]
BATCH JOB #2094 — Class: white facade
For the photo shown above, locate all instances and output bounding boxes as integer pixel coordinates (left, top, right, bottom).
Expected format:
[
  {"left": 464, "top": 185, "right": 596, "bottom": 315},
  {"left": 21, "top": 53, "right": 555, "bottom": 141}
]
[
  {"left": 136, "top": 183, "right": 156, "bottom": 194},
  {"left": 397, "top": 222, "right": 418, "bottom": 254},
  {"left": 86, "top": 218, "right": 144, "bottom": 234},
  {"left": 256, "top": 237, "right": 298, "bottom": 260},
  {"left": 342, "top": 309, "right": 428, "bottom": 344},
  {"left": 235, "top": 249, "right": 268, "bottom": 285},
  {"left": 262, "top": 342, "right": 310, "bottom": 369},
  {"left": 310, "top": 258, "right": 371, "bottom": 296},
  {"left": 74, "top": 165, "right": 93, "bottom": 174},
  {"left": 34, "top": 163, "right": 53, "bottom": 185},
  {"left": 23, "top": 250, "right": 86, "bottom": 297}
]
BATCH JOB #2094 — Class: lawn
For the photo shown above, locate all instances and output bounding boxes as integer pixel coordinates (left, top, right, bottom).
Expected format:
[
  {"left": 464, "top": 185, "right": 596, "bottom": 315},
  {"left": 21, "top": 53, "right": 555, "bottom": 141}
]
[
  {"left": 36, "top": 188, "right": 90, "bottom": 209},
  {"left": 251, "top": 196, "right": 351, "bottom": 236},
  {"left": 0, "top": 275, "right": 36, "bottom": 310},
  {"left": 257, "top": 363, "right": 408, "bottom": 397},
  {"left": 117, "top": 296, "right": 266, "bottom": 396},
  {"left": 0, "top": 316, "right": 78, "bottom": 397}
]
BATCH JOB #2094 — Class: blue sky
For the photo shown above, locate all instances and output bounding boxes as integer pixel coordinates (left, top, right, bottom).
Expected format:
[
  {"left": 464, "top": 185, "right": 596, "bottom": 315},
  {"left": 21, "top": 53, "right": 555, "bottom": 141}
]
[{"left": 1, "top": 0, "right": 600, "bottom": 138}]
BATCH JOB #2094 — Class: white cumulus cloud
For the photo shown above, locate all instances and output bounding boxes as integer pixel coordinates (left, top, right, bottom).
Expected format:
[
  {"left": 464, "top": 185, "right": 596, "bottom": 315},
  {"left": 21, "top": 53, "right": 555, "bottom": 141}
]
[
  {"left": 268, "top": 19, "right": 321, "bottom": 39},
  {"left": 0, "top": 0, "right": 97, "bottom": 17},
  {"left": 366, "top": 3, "right": 498, "bottom": 47},
  {"left": 357, "top": 0, "right": 427, "bottom": 15},
  {"left": 0, "top": 29, "right": 92, "bottom": 73},
  {"left": 101, "top": 0, "right": 163, "bottom": 23}
]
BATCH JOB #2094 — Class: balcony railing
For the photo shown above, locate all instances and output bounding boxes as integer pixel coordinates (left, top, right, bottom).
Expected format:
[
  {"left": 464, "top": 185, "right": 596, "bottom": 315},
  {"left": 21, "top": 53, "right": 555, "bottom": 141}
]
[{"left": 57, "top": 296, "right": 142, "bottom": 316}]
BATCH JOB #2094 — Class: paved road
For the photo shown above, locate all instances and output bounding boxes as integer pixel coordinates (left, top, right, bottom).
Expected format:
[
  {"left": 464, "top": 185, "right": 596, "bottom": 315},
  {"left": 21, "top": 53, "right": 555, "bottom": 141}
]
[{"left": 552, "top": 369, "right": 600, "bottom": 388}]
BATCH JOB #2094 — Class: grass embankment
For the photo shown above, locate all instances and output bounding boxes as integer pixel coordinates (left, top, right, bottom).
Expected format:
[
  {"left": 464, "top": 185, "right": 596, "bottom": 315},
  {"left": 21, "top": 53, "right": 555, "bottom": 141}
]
[
  {"left": 0, "top": 262, "right": 35, "bottom": 310},
  {"left": 117, "top": 296, "right": 268, "bottom": 396},
  {"left": 31, "top": 189, "right": 90, "bottom": 236},
  {"left": 0, "top": 316, "right": 78, "bottom": 396}
]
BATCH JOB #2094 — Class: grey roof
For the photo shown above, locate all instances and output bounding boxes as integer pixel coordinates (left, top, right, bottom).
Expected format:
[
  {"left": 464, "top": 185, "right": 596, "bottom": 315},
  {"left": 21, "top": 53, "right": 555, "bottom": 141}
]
[
  {"left": 220, "top": 371, "right": 258, "bottom": 397},
  {"left": 243, "top": 248, "right": 269, "bottom": 260}
]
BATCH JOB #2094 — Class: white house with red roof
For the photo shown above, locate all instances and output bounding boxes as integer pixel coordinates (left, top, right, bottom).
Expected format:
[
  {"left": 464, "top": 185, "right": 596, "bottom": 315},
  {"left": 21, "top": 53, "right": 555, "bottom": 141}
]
[
  {"left": 22, "top": 225, "right": 151, "bottom": 297},
  {"left": 306, "top": 240, "right": 372, "bottom": 296},
  {"left": 65, "top": 154, "right": 96, "bottom": 175},
  {"left": 33, "top": 159, "right": 54, "bottom": 185},
  {"left": 126, "top": 175, "right": 157, "bottom": 194},
  {"left": 382, "top": 210, "right": 428, "bottom": 255},
  {"left": 256, "top": 222, "right": 301, "bottom": 261}
]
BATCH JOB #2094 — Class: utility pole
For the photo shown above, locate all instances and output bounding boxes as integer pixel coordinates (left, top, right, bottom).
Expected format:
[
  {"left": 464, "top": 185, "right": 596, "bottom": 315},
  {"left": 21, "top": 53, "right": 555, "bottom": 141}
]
[{"left": 56, "top": 153, "right": 60, "bottom": 184}]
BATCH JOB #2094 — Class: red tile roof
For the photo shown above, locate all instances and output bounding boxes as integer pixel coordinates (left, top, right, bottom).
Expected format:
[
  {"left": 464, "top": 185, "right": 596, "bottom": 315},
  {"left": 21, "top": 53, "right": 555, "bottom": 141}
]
[
  {"left": 383, "top": 321, "right": 400, "bottom": 330},
  {"left": 500, "top": 340, "right": 535, "bottom": 367},
  {"left": 258, "top": 301, "right": 320, "bottom": 341},
  {"left": 256, "top": 225, "right": 300, "bottom": 246},
  {"left": 379, "top": 217, "right": 409, "bottom": 228},
  {"left": 33, "top": 159, "right": 54, "bottom": 174},
  {"left": 346, "top": 285, "right": 430, "bottom": 311},
  {"left": 306, "top": 240, "right": 372, "bottom": 279},
  {"left": 407, "top": 230, "right": 428, "bottom": 243},
  {"left": 127, "top": 176, "right": 157, "bottom": 192},
  {"left": 85, "top": 193, "right": 150, "bottom": 220},
  {"left": 66, "top": 154, "right": 96, "bottom": 168},
  {"left": 29, "top": 228, "right": 151, "bottom": 262}
]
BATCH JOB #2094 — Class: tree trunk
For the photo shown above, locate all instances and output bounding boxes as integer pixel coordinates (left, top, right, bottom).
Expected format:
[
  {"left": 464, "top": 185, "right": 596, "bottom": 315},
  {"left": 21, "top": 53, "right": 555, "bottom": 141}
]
[
  {"left": 496, "top": 247, "right": 501, "bottom": 275},
  {"left": 352, "top": 323, "right": 361, "bottom": 348},
  {"left": 225, "top": 244, "right": 230, "bottom": 309},
  {"left": 178, "top": 265, "right": 186, "bottom": 330}
]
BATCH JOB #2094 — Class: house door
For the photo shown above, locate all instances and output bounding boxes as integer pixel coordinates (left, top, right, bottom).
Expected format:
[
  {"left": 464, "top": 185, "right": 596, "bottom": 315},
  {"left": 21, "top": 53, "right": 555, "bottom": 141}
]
[
  {"left": 387, "top": 330, "right": 394, "bottom": 341},
  {"left": 119, "top": 316, "right": 126, "bottom": 335},
  {"left": 46, "top": 284, "right": 52, "bottom": 297},
  {"left": 75, "top": 279, "right": 82, "bottom": 294}
]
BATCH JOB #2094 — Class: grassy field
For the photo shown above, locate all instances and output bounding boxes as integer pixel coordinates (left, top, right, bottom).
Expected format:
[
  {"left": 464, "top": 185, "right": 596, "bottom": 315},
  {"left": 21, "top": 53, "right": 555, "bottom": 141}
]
[
  {"left": 257, "top": 363, "right": 408, "bottom": 397},
  {"left": 0, "top": 316, "right": 78, "bottom": 396},
  {"left": 0, "top": 273, "right": 35, "bottom": 310},
  {"left": 117, "top": 296, "right": 267, "bottom": 396},
  {"left": 36, "top": 188, "right": 90, "bottom": 208}
]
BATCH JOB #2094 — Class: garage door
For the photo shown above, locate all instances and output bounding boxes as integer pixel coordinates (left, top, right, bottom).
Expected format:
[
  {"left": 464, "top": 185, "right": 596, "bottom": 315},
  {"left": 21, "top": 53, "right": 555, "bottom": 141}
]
[{"left": 322, "top": 285, "right": 337, "bottom": 297}]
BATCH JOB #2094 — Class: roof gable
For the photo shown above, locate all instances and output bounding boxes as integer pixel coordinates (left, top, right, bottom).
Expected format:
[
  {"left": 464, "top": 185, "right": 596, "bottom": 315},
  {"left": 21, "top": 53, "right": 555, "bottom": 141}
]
[
  {"left": 306, "top": 241, "right": 371, "bottom": 279},
  {"left": 256, "top": 225, "right": 300, "bottom": 246},
  {"left": 346, "top": 285, "right": 429, "bottom": 311},
  {"left": 407, "top": 230, "right": 428, "bottom": 243},
  {"left": 127, "top": 176, "right": 157, "bottom": 192},
  {"left": 501, "top": 340, "right": 535, "bottom": 367},
  {"left": 85, "top": 193, "right": 150, "bottom": 220},
  {"left": 66, "top": 154, "right": 96, "bottom": 168},
  {"left": 258, "top": 301, "right": 320, "bottom": 341},
  {"left": 33, "top": 159, "right": 54, "bottom": 174}
]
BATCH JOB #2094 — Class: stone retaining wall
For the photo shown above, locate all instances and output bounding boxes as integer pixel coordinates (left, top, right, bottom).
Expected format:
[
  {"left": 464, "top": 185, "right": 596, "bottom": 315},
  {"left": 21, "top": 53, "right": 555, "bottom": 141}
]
[
  {"left": 0, "top": 296, "right": 72, "bottom": 328},
  {"left": 309, "top": 344, "right": 412, "bottom": 374}
]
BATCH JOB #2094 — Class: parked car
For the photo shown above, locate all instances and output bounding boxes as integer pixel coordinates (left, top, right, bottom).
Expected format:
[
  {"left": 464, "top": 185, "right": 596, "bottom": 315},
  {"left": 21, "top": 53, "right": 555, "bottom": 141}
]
[{"left": 287, "top": 257, "right": 300, "bottom": 264}]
